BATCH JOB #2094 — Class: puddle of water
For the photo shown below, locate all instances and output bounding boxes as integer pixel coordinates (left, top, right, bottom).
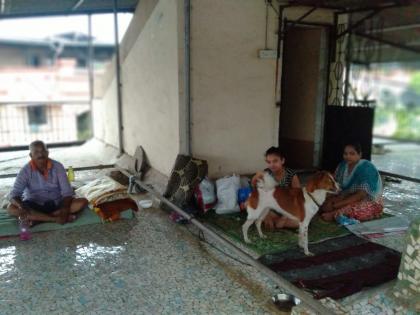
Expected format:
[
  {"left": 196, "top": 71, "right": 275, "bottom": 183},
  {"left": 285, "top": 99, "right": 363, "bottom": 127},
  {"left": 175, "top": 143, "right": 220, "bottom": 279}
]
[
  {"left": 383, "top": 180, "right": 420, "bottom": 220},
  {"left": 0, "top": 246, "right": 16, "bottom": 276},
  {"left": 75, "top": 243, "right": 124, "bottom": 267}
]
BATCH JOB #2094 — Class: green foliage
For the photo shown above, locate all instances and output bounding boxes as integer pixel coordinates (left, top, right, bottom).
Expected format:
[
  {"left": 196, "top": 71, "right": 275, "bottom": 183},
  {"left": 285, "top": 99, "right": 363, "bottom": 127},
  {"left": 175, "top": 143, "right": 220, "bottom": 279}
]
[
  {"left": 409, "top": 72, "right": 420, "bottom": 95},
  {"left": 374, "top": 107, "right": 392, "bottom": 126},
  {"left": 77, "top": 111, "right": 92, "bottom": 141},
  {"left": 375, "top": 107, "right": 420, "bottom": 140},
  {"left": 393, "top": 108, "right": 420, "bottom": 140}
]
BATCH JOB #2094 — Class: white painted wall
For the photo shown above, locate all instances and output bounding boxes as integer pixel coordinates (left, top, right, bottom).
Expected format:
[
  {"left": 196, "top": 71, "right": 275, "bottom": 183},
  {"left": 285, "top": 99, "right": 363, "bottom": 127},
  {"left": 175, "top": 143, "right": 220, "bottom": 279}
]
[
  {"left": 190, "top": 1, "right": 333, "bottom": 176},
  {"left": 190, "top": 0, "right": 279, "bottom": 177},
  {"left": 122, "top": 0, "right": 181, "bottom": 175},
  {"left": 92, "top": 80, "right": 119, "bottom": 148},
  {"left": 95, "top": 0, "right": 334, "bottom": 177},
  {"left": 94, "top": 0, "right": 184, "bottom": 175}
]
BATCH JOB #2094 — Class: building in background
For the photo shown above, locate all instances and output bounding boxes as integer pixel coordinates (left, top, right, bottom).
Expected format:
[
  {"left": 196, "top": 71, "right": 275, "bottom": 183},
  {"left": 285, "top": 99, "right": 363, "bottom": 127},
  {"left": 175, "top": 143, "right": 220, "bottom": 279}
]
[{"left": 0, "top": 33, "right": 114, "bottom": 147}]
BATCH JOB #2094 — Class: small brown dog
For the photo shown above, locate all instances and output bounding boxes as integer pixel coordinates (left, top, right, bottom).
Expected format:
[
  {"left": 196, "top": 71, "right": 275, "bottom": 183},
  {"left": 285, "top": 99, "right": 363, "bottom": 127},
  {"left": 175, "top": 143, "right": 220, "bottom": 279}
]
[{"left": 242, "top": 171, "right": 339, "bottom": 255}]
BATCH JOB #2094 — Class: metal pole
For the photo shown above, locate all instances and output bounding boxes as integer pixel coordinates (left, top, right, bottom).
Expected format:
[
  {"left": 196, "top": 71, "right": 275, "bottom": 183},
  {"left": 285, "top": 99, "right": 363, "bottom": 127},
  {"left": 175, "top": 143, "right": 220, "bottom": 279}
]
[
  {"left": 119, "top": 168, "right": 335, "bottom": 315},
  {"left": 87, "top": 14, "right": 94, "bottom": 139},
  {"left": 113, "top": 0, "right": 124, "bottom": 154},
  {"left": 184, "top": 0, "right": 191, "bottom": 155},
  {"left": 343, "top": 15, "right": 352, "bottom": 107},
  {"left": 275, "top": 5, "right": 285, "bottom": 106}
]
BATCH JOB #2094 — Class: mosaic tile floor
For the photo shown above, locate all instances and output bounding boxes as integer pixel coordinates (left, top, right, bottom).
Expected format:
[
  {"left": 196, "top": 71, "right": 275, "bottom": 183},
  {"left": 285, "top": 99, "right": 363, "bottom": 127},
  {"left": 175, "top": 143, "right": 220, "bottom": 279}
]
[
  {"left": 0, "top": 141, "right": 419, "bottom": 314},
  {"left": 0, "top": 205, "right": 282, "bottom": 314}
]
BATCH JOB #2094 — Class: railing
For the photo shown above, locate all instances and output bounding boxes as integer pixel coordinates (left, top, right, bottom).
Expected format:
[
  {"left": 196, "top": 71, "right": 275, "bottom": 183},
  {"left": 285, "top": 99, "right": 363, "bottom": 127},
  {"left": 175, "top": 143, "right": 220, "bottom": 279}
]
[{"left": 0, "top": 102, "right": 92, "bottom": 150}]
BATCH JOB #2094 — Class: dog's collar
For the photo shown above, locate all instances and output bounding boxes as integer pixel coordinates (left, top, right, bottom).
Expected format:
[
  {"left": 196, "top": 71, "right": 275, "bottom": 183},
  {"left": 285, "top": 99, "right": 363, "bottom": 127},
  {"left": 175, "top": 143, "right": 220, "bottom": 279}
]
[{"left": 307, "top": 192, "right": 321, "bottom": 208}]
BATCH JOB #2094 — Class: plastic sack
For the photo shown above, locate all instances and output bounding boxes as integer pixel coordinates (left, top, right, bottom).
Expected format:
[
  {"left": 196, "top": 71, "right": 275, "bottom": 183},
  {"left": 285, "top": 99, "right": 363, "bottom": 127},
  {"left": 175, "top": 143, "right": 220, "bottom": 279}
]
[
  {"left": 215, "top": 175, "right": 240, "bottom": 214},
  {"left": 194, "top": 177, "right": 217, "bottom": 213},
  {"left": 240, "top": 176, "right": 251, "bottom": 188},
  {"left": 237, "top": 187, "right": 252, "bottom": 211}
]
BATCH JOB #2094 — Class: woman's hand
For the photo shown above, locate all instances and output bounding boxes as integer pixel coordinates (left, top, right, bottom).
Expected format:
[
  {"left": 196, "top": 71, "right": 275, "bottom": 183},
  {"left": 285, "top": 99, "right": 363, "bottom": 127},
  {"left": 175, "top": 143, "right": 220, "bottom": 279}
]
[
  {"left": 320, "top": 199, "right": 336, "bottom": 212},
  {"left": 251, "top": 171, "right": 265, "bottom": 187}
]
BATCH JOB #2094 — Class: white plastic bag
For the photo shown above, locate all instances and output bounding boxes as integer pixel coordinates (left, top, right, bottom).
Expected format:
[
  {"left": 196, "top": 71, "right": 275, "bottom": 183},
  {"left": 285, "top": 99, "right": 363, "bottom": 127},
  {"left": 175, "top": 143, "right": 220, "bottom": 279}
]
[
  {"left": 194, "top": 177, "right": 216, "bottom": 213},
  {"left": 215, "top": 175, "right": 240, "bottom": 214}
]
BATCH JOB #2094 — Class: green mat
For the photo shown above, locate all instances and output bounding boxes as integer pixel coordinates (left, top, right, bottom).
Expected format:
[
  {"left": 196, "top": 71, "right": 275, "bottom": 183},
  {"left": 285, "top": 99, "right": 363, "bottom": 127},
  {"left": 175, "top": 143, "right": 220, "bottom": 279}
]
[
  {"left": 0, "top": 207, "right": 135, "bottom": 238},
  {"left": 201, "top": 210, "right": 350, "bottom": 256}
]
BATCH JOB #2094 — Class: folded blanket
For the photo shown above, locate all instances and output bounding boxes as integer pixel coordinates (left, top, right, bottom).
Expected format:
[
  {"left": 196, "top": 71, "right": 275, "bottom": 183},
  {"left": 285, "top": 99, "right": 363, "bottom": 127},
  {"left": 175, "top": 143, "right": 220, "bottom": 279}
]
[
  {"left": 76, "top": 175, "right": 129, "bottom": 206},
  {"left": 95, "top": 198, "right": 139, "bottom": 221}
]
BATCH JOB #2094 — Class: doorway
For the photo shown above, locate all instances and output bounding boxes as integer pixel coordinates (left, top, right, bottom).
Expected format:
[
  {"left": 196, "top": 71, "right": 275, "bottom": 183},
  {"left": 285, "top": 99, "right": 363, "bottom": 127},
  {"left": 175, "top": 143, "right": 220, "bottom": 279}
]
[{"left": 278, "top": 23, "right": 330, "bottom": 169}]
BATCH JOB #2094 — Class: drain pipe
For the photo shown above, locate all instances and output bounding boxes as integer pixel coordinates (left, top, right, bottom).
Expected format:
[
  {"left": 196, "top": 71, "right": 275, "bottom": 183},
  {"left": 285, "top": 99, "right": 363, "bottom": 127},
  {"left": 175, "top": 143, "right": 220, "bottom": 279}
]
[
  {"left": 113, "top": 0, "right": 124, "bottom": 154},
  {"left": 184, "top": 0, "right": 192, "bottom": 155},
  {"left": 121, "top": 168, "right": 334, "bottom": 315}
]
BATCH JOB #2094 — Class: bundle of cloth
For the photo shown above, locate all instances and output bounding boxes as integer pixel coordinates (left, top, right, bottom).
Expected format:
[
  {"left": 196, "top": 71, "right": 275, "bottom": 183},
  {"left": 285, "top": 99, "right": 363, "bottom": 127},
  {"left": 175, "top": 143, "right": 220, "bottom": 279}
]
[{"left": 76, "top": 175, "right": 138, "bottom": 221}]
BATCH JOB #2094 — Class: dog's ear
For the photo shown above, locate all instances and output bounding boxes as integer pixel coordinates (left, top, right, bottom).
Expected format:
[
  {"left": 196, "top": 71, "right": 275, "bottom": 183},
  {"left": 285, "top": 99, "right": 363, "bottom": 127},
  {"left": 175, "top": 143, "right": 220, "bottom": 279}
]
[
  {"left": 306, "top": 180, "right": 315, "bottom": 193},
  {"left": 306, "top": 171, "right": 322, "bottom": 193}
]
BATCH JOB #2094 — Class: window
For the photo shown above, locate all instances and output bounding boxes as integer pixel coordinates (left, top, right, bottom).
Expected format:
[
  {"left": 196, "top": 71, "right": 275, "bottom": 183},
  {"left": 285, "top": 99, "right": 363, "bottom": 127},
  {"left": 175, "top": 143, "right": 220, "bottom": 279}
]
[
  {"left": 77, "top": 58, "right": 87, "bottom": 68},
  {"left": 27, "top": 55, "right": 41, "bottom": 67},
  {"left": 27, "top": 105, "right": 47, "bottom": 125}
]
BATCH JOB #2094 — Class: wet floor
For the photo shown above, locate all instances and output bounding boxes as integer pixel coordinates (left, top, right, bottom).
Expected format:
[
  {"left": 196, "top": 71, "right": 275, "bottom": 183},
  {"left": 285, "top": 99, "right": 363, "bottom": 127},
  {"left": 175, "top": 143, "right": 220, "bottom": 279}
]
[
  {"left": 0, "top": 140, "right": 418, "bottom": 314},
  {"left": 372, "top": 141, "right": 420, "bottom": 179},
  {"left": 0, "top": 206, "right": 280, "bottom": 314},
  {"left": 0, "top": 142, "right": 281, "bottom": 314},
  {"left": 372, "top": 140, "right": 420, "bottom": 221},
  {"left": 382, "top": 180, "right": 419, "bottom": 220}
]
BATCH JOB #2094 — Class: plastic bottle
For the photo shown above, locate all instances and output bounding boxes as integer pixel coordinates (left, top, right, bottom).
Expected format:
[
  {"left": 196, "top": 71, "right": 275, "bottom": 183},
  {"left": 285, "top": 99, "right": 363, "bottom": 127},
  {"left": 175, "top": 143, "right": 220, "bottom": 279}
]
[
  {"left": 19, "top": 217, "right": 32, "bottom": 241},
  {"left": 67, "top": 166, "right": 75, "bottom": 182}
]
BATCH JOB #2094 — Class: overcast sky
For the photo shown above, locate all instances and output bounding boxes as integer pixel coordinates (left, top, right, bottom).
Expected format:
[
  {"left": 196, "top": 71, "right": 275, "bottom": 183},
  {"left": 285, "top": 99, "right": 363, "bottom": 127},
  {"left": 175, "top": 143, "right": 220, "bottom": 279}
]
[{"left": 0, "top": 13, "right": 133, "bottom": 43}]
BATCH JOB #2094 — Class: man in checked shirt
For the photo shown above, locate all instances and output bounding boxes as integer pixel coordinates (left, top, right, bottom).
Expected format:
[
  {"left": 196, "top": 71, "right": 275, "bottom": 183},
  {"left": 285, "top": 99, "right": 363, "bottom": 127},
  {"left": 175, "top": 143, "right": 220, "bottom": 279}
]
[{"left": 8, "top": 140, "right": 88, "bottom": 225}]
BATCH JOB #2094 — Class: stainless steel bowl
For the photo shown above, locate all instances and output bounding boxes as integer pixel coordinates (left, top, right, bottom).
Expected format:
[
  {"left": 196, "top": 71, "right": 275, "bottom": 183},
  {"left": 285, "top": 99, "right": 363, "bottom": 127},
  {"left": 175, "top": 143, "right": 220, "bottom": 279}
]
[{"left": 272, "top": 293, "right": 301, "bottom": 311}]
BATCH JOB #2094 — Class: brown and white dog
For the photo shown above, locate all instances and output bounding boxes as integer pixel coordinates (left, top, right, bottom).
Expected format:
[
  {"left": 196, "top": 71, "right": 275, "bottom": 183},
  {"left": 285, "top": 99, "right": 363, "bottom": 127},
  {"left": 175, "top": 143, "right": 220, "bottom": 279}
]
[{"left": 242, "top": 171, "right": 339, "bottom": 255}]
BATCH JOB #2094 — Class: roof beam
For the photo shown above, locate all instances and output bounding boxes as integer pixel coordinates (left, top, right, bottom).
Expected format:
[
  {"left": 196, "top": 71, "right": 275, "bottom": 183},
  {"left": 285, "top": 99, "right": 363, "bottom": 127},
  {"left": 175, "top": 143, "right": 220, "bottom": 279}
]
[
  {"left": 337, "top": 8, "right": 383, "bottom": 38},
  {"left": 354, "top": 31, "right": 420, "bottom": 54},
  {"left": 368, "top": 23, "right": 420, "bottom": 34},
  {"left": 0, "top": 7, "right": 135, "bottom": 19},
  {"left": 286, "top": 6, "right": 318, "bottom": 30},
  {"left": 336, "top": 2, "right": 403, "bottom": 14},
  {"left": 72, "top": 0, "right": 85, "bottom": 11}
]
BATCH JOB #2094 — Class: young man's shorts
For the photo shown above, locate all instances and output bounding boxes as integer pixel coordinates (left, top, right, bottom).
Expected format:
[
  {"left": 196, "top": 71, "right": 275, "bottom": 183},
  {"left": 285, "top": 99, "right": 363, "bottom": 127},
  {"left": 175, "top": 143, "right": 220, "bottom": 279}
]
[{"left": 23, "top": 200, "right": 63, "bottom": 214}]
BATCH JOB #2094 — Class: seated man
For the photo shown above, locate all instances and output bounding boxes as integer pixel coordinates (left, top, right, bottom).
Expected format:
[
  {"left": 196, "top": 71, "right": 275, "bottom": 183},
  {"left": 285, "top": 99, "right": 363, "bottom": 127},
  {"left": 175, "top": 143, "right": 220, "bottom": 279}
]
[{"left": 8, "top": 140, "right": 88, "bottom": 225}]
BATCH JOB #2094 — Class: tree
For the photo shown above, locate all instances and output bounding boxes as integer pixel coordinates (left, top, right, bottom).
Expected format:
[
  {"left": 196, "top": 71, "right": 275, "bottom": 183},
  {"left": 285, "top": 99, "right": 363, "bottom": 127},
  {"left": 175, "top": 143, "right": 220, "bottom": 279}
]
[{"left": 409, "top": 72, "right": 420, "bottom": 95}]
